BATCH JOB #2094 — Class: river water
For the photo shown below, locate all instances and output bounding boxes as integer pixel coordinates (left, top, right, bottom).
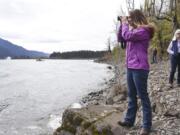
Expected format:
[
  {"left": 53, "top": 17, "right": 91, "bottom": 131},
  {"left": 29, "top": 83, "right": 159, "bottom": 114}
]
[{"left": 0, "top": 60, "right": 112, "bottom": 135}]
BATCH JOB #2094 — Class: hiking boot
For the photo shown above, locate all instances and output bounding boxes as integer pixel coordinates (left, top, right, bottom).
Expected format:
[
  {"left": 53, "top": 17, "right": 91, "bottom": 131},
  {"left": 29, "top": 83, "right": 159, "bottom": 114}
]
[
  {"left": 117, "top": 121, "right": 133, "bottom": 127},
  {"left": 140, "top": 128, "right": 150, "bottom": 135}
]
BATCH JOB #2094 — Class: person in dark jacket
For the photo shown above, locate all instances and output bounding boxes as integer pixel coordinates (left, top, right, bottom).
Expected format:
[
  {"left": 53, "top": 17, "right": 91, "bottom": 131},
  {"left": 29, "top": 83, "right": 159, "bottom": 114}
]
[
  {"left": 117, "top": 16, "right": 126, "bottom": 49},
  {"left": 117, "top": 9, "right": 155, "bottom": 135},
  {"left": 167, "top": 29, "right": 180, "bottom": 88},
  {"left": 152, "top": 48, "right": 158, "bottom": 64}
]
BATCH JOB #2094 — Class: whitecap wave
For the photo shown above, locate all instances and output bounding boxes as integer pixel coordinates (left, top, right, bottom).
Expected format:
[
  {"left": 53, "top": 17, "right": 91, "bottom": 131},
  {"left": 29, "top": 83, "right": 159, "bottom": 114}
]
[{"left": 47, "top": 114, "right": 62, "bottom": 130}]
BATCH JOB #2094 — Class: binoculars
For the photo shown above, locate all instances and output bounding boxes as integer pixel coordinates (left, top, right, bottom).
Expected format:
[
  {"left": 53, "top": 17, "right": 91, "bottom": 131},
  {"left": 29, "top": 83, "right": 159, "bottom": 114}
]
[
  {"left": 117, "top": 16, "right": 121, "bottom": 21},
  {"left": 117, "top": 16, "right": 128, "bottom": 21}
]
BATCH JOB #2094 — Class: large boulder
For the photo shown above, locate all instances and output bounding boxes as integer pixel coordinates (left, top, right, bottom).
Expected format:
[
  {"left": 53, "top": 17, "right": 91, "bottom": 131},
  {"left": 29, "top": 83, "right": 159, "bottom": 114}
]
[{"left": 53, "top": 105, "right": 129, "bottom": 135}]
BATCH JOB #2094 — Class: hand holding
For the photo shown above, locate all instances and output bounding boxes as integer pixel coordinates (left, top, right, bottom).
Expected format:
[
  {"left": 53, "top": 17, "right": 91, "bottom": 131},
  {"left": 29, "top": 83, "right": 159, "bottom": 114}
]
[{"left": 121, "top": 16, "right": 128, "bottom": 24}]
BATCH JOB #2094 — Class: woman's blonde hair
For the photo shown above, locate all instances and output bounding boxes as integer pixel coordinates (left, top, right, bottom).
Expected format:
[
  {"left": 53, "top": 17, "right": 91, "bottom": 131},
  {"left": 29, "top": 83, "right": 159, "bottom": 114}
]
[{"left": 172, "top": 29, "right": 180, "bottom": 40}]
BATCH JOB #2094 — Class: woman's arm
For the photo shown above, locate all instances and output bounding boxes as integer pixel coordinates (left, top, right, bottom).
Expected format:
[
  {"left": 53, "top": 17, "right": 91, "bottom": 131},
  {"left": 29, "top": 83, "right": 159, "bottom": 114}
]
[
  {"left": 122, "top": 23, "right": 150, "bottom": 41},
  {"left": 167, "top": 42, "right": 174, "bottom": 55}
]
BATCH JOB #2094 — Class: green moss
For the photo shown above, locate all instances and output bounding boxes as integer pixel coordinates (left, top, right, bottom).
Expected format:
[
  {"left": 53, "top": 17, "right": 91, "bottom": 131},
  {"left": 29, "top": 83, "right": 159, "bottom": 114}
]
[
  {"left": 73, "top": 115, "right": 84, "bottom": 126},
  {"left": 82, "top": 121, "right": 92, "bottom": 129},
  {"left": 92, "top": 126, "right": 99, "bottom": 135},
  {"left": 56, "top": 122, "right": 76, "bottom": 134},
  {"left": 101, "top": 128, "right": 113, "bottom": 135},
  {"left": 56, "top": 127, "right": 62, "bottom": 132}
]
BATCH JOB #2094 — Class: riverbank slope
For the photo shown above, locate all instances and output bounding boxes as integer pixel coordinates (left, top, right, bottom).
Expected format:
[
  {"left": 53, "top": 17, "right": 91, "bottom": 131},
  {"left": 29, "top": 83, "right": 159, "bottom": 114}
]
[{"left": 54, "top": 61, "right": 180, "bottom": 135}]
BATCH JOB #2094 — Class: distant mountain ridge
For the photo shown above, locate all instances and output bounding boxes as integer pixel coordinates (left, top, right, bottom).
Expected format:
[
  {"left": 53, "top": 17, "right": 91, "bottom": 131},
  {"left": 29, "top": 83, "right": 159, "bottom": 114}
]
[{"left": 0, "top": 38, "right": 49, "bottom": 59}]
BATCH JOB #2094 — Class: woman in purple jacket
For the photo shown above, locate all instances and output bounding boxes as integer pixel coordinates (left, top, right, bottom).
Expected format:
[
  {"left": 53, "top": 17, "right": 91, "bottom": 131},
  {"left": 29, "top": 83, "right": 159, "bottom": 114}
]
[{"left": 117, "top": 9, "right": 155, "bottom": 135}]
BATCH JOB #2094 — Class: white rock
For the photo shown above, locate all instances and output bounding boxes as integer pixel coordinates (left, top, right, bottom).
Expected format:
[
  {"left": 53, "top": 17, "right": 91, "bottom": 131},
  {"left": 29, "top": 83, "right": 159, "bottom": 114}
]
[{"left": 70, "top": 103, "right": 82, "bottom": 109}]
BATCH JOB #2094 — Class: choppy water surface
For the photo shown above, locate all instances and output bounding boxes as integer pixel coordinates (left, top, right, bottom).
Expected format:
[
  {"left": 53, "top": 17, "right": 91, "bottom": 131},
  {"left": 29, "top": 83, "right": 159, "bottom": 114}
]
[{"left": 0, "top": 60, "right": 112, "bottom": 135}]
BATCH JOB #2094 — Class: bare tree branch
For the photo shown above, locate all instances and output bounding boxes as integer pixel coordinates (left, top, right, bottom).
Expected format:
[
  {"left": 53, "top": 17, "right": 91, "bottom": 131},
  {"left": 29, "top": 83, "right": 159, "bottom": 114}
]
[
  {"left": 158, "top": 0, "right": 164, "bottom": 17},
  {"left": 156, "top": 16, "right": 172, "bottom": 22}
]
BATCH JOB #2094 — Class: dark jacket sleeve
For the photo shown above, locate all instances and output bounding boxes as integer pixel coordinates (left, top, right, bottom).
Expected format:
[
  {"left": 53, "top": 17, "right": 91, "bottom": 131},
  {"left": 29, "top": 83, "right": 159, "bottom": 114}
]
[{"left": 118, "top": 25, "right": 125, "bottom": 42}]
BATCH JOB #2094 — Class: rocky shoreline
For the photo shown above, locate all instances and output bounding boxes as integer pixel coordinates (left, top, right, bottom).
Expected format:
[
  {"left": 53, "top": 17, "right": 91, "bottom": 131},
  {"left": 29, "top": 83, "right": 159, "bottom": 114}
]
[{"left": 53, "top": 61, "right": 180, "bottom": 135}]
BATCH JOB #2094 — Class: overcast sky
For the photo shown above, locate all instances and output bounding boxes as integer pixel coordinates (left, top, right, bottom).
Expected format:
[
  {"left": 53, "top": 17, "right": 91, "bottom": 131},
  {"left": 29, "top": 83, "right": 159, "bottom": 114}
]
[{"left": 0, "top": 0, "right": 141, "bottom": 53}]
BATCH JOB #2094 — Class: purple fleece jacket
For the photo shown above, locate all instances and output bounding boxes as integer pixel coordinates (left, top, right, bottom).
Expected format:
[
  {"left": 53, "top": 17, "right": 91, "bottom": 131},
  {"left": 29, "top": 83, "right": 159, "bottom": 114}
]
[{"left": 120, "top": 23, "right": 151, "bottom": 70}]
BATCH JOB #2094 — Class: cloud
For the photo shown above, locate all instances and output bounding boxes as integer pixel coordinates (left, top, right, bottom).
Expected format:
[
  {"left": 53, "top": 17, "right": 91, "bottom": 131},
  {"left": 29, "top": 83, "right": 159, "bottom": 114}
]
[{"left": 0, "top": 0, "right": 142, "bottom": 52}]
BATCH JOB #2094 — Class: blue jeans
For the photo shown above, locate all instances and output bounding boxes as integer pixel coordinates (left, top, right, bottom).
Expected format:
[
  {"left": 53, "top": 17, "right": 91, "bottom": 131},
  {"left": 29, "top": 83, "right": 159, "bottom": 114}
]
[
  {"left": 169, "top": 54, "right": 180, "bottom": 84},
  {"left": 124, "top": 69, "right": 152, "bottom": 130}
]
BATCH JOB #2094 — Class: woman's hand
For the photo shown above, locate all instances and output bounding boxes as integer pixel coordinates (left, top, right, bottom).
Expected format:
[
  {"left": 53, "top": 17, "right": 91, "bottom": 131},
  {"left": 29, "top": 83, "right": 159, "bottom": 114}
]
[{"left": 121, "top": 16, "right": 128, "bottom": 24}]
